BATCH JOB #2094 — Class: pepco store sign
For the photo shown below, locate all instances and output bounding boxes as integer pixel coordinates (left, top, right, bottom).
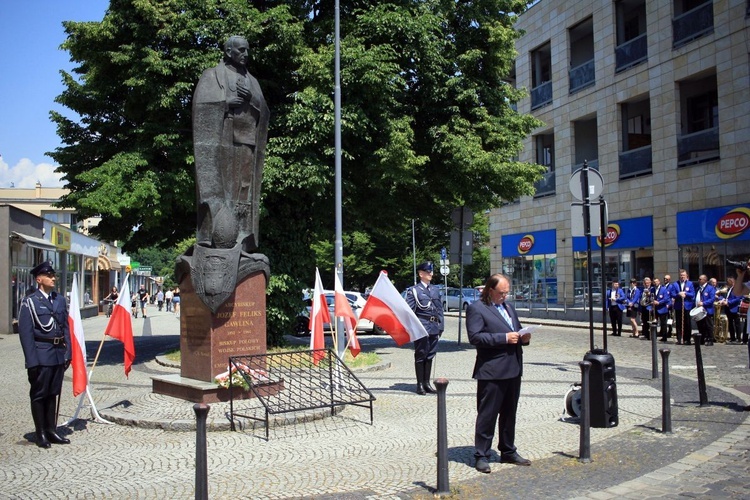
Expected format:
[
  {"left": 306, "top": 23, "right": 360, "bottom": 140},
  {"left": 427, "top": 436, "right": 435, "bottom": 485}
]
[
  {"left": 517, "top": 234, "right": 535, "bottom": 254},
  {"left": 715, "top": 207, "right": 750, "bottom": 239},
  {"left": 596, "top": 224, "right": 621, "bottom": 248}
]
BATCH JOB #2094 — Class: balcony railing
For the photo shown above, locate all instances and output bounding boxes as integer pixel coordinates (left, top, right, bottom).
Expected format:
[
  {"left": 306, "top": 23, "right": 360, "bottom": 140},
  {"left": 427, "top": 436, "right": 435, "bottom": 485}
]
[
  {"left": 569, "top": 59, "right": 595, "bottom": 94},
  {"left": 531, "top": 81, "right": 552, "bottom": 110},
  {"left": 573, "top": 159, "right": 599, "bottom": 172},
  {"left": 673, "top": 1, "right": 714, "bottom": 48},
  {"left": 677, "top": 126, "right": 720, "bottom": 166},
  {"left": 615, "top": 33, "right": 648, "bottom": 73},
  {"left": 619, "top": 145, "right": 652, "bottom": 179},
  {"left": 533, "top": 169, "right": 556, "bottom": 197}
]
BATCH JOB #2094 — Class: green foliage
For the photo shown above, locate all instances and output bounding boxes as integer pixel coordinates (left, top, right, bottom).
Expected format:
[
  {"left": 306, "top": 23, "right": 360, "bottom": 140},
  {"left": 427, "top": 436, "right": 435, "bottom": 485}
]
[{"left": 51, "top": 0, "right": 543, "bottom": 345}]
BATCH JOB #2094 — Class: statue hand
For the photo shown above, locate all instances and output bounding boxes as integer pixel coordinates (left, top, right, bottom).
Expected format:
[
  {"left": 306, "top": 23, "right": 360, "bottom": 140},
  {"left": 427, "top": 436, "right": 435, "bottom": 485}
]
[
  {"left": 236, "top": 83, "right": 251, "bottom": 100},
  {"left": 227, "top": 96, "right": 244, "bottom": 107}
]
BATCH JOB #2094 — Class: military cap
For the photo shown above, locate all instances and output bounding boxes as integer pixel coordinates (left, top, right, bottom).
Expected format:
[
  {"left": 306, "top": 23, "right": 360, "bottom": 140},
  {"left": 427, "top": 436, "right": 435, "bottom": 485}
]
[
  {"left": 31, "top": 261, "right": 56, "bottom": 277},
  {"left": 416, "top": 261, "right": 434, "bottom": 273}
]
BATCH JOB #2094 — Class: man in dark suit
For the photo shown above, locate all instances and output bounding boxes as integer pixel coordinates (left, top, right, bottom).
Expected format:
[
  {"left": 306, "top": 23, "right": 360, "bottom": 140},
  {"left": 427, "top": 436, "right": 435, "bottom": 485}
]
[
  {"left": 18, "top": 261, "right": 72, "bottom": 448},
  {"left": 652, "top": 277, "right": 671, "bottom": 342},
  {"left": 405, "top": 261, "right": 444, "bottom": 395},
  {"left": 466, "top": 274, "right": 531, "bottom": 474}
]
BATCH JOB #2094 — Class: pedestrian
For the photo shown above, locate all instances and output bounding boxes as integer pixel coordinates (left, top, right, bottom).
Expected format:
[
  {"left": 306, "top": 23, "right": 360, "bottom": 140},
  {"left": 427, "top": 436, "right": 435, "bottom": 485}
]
[
  {"left": 172, "top": 287, "right": 181, "bottom": 317},
  {"left": 695, "top": 274, "right": 716, "bottom": 346},
  {"left": 671, "top": 269, "right": 695, "bottom": 345},
  {"left": 18, "top": 261, "right": 71, "bottom": 448},
  {"left": 625, "top": 278, "right": 641, "bottom": 337},
  {"left": 467, "top": 273, "right": 532, "bottom": 473},
  {"left": 138, "top": 285, "right": 149, "bottom": 319},
  {"left": 165, "top": 288, "right": 173, "bottom": 312},
  {"left": 156, "top": 288, "right": 164, "bottom": 312},
  {"left": 131, "top": 292, "right": 138, "bottom": 318},
  {"left": 729, "top": 257, "right": 750, "bottom": 410},
  {"left": 404, "top": 261, "right": 444, "bottom": 395}
]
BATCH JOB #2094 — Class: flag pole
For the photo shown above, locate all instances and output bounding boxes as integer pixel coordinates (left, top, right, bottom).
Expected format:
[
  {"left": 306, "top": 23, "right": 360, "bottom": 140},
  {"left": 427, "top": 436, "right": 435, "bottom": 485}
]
[{"left": 64, "top": 335, "right": 112, "bottom": 425}]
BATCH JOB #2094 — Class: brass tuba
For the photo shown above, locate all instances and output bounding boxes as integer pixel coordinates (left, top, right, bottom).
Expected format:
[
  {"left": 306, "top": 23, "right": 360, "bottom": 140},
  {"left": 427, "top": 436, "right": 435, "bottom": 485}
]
[{"left": 640, "top": 288, "right": 652, "bottom": 307}]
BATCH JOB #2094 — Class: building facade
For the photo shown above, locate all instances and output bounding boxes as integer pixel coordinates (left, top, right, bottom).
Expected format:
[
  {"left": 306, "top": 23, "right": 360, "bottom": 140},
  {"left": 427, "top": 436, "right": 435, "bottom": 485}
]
[{"left": 491, "top": 0, "right": 750, "bottom": 316}]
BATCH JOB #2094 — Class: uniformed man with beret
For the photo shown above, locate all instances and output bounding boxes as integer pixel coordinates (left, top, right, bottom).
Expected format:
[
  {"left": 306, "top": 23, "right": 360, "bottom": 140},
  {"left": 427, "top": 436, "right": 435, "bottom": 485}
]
[
  {"left": 405, "top": 261, "right": 444, "bottom": 395},
  {"left": 18, "top": 261, "right": 71, "bottom": 448}
]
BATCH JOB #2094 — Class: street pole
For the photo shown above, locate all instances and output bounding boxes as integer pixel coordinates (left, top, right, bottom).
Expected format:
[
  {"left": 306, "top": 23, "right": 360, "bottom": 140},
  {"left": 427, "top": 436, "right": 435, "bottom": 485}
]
[
  {"left": 333, "top": 0, "right": 345, "bottom": 357},
  {"left": 581, "top": 161, "right": 594, "bottom": 351}
]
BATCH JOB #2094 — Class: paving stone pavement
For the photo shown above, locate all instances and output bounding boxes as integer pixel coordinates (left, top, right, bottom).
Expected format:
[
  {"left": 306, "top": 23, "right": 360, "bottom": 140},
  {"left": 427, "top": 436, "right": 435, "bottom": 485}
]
[{"left": 0, "top": 305, "right": 748, "bottom": 499}]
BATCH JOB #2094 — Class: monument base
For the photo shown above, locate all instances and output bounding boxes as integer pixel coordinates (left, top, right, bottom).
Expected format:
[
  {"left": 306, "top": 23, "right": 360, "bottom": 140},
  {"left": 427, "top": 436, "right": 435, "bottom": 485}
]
[{"left": 151, "top": 374, "right": 257, "bottom": 404}]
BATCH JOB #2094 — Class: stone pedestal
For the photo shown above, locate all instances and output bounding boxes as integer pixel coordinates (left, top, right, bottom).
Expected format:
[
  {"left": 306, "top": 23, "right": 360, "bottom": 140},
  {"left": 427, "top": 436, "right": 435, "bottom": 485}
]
[{"left": 152, "top": 270, "right": 267, "bottom": 403}]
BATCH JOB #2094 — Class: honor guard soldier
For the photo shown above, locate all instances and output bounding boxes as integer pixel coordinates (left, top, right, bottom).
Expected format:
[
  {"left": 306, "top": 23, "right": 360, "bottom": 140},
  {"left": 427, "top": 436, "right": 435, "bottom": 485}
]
[
  {"left": 18, "top": 261, "right": 71, "bottom": 448},
  {"left": 405, "top": 261, "right": 444, "bottom": 395}
]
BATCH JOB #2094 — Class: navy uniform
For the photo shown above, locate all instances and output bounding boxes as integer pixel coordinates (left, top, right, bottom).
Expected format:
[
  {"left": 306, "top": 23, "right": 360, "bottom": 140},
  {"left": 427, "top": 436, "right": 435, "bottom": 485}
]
[
  {"left": 695, "top": 276, "right": 716, "bottom": 346},
  {"left": 18, "top": 261, "right": 71, "bottom": 448},
  {"left": 405, "top": 261, "right": 444, "bottom": 395},
  {"left": 653, "top": 280, "right": 671, "bottom": 342}
]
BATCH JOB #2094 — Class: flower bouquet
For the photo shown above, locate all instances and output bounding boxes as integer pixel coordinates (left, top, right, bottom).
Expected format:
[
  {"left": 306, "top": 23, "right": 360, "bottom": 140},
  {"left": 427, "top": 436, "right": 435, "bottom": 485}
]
[{"left": 214, "top": 363, "right": 271, "bottom": 389}]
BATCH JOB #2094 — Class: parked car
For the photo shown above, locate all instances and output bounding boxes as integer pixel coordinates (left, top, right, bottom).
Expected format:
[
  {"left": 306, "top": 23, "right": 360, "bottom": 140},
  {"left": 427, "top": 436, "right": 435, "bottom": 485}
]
[
  {"left": 442, "top": 287, "right": 479, "bottom": 311},
  {"left": 295, "top": 291, "right": 384, "bottom": 335}
]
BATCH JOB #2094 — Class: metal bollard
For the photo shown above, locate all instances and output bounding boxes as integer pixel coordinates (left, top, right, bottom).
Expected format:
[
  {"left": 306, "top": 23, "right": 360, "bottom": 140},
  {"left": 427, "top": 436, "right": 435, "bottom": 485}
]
[
  {"left": 578, "top": 361, "right": 592, "bottom": 463},
  {"left": 435, "top": 378, "right": 450, "bottom": 496},
  {"left": 651, "top": 322, "right": 658, "bottom": 379},
  {"left": 692, "top": 333, "right": 709, "bottom": 406},
  {"left": 194, "top": 403, "right": 210, "bottom": 500},
  {"left": 659, "top": 349, "right": 672, "bottom": 433}
]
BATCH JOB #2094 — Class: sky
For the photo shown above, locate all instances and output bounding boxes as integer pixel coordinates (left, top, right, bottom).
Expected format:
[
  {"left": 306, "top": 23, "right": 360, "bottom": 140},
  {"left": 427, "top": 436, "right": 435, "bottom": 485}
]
[{"left": 0, "top": 0, "right": 108, "bottom": 188}]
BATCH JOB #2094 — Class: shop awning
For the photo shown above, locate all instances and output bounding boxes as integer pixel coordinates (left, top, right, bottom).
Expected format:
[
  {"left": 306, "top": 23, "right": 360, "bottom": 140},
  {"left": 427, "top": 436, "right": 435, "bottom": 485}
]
[
  {"left": 97, "top": 255, "right": 122, "bottom": 271},
  {"left": 10, "top": 231, "right": 57, "bottom": 251}
]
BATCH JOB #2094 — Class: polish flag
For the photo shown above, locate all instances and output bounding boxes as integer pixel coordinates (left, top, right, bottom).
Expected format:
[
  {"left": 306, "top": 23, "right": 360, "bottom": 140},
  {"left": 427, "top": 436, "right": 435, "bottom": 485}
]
[
  {"left": 309, "top": 268, "right": 330, "bottom": 364},
  {"left": 67, "top": 274, "right": 87, "bottom": 397},
  {"left": 360, "top": 271, "right": 428, "bottom": 346},
  {"left": 104, "top": 276, "right": 135, "bottom": 377},
  {"left": 333, "top": 272, "right": 361, "bottom": 358}
]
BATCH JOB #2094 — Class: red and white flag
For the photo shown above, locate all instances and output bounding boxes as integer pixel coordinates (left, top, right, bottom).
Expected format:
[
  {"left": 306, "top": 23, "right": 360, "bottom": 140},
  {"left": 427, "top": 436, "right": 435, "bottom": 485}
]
[
  {"left": 104, "top": 276, "right": 135, "bottom": 377},
  {"left": 360, "top": 271, "right": 428, "bottom": 346},
  {"left": 67, "top": 274, "right": 87, "bottom": 397},
  {"left": 333, "top": 272, "right": 361, "bottom": 358},
  {"left": 309, "top": 268, "right": 330, "bottom": 364}
]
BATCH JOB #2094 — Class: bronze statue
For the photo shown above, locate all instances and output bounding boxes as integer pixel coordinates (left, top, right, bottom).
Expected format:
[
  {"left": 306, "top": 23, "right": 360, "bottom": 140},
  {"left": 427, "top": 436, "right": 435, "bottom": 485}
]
[{"left": 177, "top": 36, "right": 270, "bottom": 313}]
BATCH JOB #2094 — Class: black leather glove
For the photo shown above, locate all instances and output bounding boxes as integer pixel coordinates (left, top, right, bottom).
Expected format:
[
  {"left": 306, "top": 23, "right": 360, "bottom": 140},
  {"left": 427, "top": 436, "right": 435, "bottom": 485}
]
[{"left": 64, "top": 360, "right": 71, "bottom": 370}]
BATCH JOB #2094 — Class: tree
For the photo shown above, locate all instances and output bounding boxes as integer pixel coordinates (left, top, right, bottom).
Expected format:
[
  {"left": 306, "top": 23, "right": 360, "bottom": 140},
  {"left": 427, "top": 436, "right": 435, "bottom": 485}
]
[{"left": 50, "top": 0, "right": 543, "bottom": 345}]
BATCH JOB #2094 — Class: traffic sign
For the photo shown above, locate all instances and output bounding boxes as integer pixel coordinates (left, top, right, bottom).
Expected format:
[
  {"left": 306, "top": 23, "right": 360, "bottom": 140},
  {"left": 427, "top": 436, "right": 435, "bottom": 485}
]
[
  {"left": 569, "top": 167, "right": 603, "bottom": 201},
  {"left": 440, "top": 247, "right": 447, "bottom": 261},
  {"left": 440, "top": 265, "right": 450, "bottom": 276}
]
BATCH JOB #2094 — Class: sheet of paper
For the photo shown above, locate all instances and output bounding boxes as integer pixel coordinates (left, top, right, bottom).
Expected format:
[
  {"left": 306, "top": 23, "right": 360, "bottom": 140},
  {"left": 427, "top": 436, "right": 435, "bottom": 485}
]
[{"left": 518, "top": 325, "right": 540, "bottom": 335}]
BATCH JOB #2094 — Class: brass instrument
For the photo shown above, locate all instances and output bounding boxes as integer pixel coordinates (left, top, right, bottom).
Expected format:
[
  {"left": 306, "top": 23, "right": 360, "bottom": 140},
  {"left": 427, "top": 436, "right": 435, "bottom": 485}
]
[
  {"left": 714, "top": 286, "right": 729, "bottom": 343},
  {"left": 640, "top": 289, "right": 655, "bottom": 324}
]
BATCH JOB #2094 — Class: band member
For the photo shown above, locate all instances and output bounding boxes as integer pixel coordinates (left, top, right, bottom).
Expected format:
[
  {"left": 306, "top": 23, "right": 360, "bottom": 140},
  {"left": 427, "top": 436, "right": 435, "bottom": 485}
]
[
  {"left": 639, "top": 277, "right": 654, "bottom": 339},
  {"left": 18, "top": 261, "right": 72, "bottom": 448},
  {"left": 653, "top": 277, "right": 671, "bottom": 342},
  {"left": 671, "top": 269, "right": 695, "bottom": 345},
  {"left": 405, "top": 262, "right": 444, "bottom": 395},
  {"left": 720, "top": 277, "right": 742, "bottom": 343},
  {"left": 730, "top": 258, "right": 750, "bottom": 345},
  {"left": 606, "top": 281, "right": 627, "bottom": 337},
  {"left": 663, "top": 274, "right": 675, "bottom": 338},
  {"left": 695, "top": 275, "right": 716, "bottom": 346},
  {"left": 625, "top": 278, "right": 641, "bottom": 337}
]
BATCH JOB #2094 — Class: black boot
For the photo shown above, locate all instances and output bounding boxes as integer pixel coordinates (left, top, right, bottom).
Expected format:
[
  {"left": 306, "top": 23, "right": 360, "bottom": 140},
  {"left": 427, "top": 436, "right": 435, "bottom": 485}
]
[
  {"left": 422, "top": 359, "right": 437, "bottom": 393},
  {"left": 44, "top": 397, "right": 70, "bottom": 445},
  {"left": 415, "top": 362, "right": 426, "bottom": 395},
  {"left": 31, "top": 401, "right": 50, "bottom": 449}
]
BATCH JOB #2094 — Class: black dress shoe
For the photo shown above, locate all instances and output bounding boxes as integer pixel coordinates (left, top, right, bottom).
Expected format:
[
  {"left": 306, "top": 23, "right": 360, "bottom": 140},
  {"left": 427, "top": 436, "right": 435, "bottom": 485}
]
[
  {"left": 416, "top": 384, "right": 426, "bottom": 395},
  {"left": 475, "top": 457, "right": 491, "bottom": 473},
  {"left": 46, "top": 430, "right": 70, "bottom": 444},
  {"left": 500, "top": 453, "right": 531, "bottom": 466}
]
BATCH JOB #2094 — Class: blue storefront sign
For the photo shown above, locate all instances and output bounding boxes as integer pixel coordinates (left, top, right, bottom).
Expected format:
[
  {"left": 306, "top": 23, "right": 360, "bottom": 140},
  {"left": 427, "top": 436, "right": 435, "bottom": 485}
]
[
  {"left": 502, "top": 229, "right": 557, "bottom": 257},
  {"left": 572, "top": 216, "right": 653, "bottom": 251},
  {"left": 677, "top": 204, "right": 750, "bottom": 244}
]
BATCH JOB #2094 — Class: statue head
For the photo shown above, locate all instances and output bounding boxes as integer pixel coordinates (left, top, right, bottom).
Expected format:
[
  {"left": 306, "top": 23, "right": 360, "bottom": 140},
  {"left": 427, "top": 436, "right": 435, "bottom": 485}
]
[{"left": 224, "top": 36, "right": 249, "bottom": 69}]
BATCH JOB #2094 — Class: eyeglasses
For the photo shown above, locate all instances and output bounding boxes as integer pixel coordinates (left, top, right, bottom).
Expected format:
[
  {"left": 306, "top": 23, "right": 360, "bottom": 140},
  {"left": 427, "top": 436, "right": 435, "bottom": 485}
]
[{"left": 493, "top": 288, "right": 510, "bottom": 297}]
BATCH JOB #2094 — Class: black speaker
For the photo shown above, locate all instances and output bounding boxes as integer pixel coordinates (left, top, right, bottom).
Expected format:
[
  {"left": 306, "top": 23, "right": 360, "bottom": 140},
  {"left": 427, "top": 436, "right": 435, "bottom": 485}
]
[{"left": 583, "top": 349, "right": 618, "bottom": 428}]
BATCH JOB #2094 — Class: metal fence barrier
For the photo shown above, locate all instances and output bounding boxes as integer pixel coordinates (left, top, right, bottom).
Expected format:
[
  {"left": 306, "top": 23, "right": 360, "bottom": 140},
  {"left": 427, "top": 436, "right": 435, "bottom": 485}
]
[{"left": 228, "top": 349, "right": 376, "bottom": 439}]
